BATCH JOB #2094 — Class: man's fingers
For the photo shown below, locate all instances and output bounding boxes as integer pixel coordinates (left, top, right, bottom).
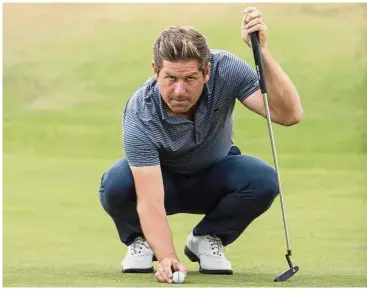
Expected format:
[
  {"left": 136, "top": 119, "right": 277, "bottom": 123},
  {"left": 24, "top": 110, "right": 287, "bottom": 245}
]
[
  {"left": 244, "top": 10, "right": 262, "bottom": 23},
  {"left": 247, "top": 24, "right": 266, "bottom": 35},
  {"left": 158, "top": 266, "right": 171, "bottom": 283},
  {"left": 164, "top": 266, "right": 173, "bottom": 283},
  {"left": 175, "top": 262, "right": 187, "bottom": 274},
  {"left": 158, "top": 262, "right": 174, "bottom": 283},
  {"left": 244, "top": 17, "right": 262, "bottom": 30},
  {"left": 242, "top": 29, "right": 250, "bottom": 46},
  {"left": 241, "top": 7, "right": 267, "bottom": 48},
  {"left": 156, "top": 259, "right": 185, "bottom": 283},
  {"left": 156, "top": 271, "right": 171, "bottom": 284},
  {"left": 243, "top": 6, "right": 257, "bottom": 14},
  {"left": 155, "top": 271, "right": 165, "bottom": 283}
]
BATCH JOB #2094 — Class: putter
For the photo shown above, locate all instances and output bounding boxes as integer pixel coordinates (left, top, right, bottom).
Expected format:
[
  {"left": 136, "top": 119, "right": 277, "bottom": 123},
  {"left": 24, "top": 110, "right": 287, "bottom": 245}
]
[{"left": 249, "top": 32, "right": 300, "bottom": 282}]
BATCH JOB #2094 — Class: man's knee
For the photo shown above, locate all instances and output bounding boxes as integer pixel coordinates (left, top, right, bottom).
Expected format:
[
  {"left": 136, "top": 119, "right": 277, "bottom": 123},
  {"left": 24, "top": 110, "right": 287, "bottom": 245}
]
[
  {"left": 99, "top": 158, "right": 136, "bottom": 211},
  {"left": 232, "top": 161, "right": 278, "bottom": 217},
  {"left": 232, "top": 156, "right": 279, "bottom": 202},
  {"left": 255, "top": 165, "right": 278, "bottom": 201}
]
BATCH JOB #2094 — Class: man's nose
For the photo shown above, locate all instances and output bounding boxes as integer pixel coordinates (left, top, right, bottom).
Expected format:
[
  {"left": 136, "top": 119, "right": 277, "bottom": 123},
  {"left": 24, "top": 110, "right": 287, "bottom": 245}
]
[{"left": 174, "top": 81, "right": 186, "bottom": 95}]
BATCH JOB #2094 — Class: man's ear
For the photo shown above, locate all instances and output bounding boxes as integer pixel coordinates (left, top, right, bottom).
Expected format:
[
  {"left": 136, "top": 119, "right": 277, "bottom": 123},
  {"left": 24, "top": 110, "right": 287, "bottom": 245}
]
[
  {"left": 152, "top": 61, "right": 159, "bottom": 80},
  {"left": 204, "top": 63, "right": 211, "bottom": 83}
]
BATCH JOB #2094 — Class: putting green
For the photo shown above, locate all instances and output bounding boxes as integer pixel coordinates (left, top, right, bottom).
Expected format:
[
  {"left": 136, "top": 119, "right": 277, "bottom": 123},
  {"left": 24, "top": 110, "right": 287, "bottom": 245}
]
[{"left": 3, "top": 3, "right": 367, "bottom": 287}]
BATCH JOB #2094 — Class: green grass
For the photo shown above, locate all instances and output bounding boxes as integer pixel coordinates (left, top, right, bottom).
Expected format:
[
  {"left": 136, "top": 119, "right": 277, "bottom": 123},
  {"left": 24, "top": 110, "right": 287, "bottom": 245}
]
[{"left": 3, "top": 3, "right": 367, "bottom": 287}]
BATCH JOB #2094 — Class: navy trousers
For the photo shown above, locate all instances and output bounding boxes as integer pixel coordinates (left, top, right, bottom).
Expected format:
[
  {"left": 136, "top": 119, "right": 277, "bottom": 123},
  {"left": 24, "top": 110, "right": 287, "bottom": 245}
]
[{"left": 99, "top": 146, "right": 278, "bottom": 247}]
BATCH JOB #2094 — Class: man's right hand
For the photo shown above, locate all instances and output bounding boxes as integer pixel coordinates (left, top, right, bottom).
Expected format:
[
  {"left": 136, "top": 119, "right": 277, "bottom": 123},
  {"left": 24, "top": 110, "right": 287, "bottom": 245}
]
[{"left": 155, "top": 258, "right": 187, "bottom": 284}]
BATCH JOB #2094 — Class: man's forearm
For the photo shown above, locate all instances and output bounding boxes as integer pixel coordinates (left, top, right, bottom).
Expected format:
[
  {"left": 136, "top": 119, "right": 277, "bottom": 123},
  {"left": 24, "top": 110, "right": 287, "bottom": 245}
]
[
  {"left": 261, "top": 47, "right": 303, "bottom": 125},
  {"left": 132, "top": 165, "right": 178, "bottom": 262},
  {"left": 138, "top": 202, "right": 177, "bottom": 261}
]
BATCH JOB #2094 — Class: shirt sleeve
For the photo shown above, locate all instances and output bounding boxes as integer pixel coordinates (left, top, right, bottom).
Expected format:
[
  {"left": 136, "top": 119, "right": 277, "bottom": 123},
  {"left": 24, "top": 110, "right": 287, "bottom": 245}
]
[
  {"left": 122, "top": 106, "right": 160, "bottom": 167},
  {"left": 219, "top": 51, "right": 260, "bottom": 102}
]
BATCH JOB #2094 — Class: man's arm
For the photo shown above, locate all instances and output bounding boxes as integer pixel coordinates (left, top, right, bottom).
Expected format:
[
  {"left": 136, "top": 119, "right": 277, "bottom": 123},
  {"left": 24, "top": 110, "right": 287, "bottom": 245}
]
[
  {"left": 242, "top": 48, "right": 303, "bottom": 126},
  {"left": 123, "top": 104, "right": 179, "bottom": 267},
  {"left": 130, "top": 165, "right": 178, "bottom": 262},
  {"left": 123, "top": 103, "right": 186, "bottom": 283},
  {"left": 240, "top": 6, "right": 303, "bottom": 126}
]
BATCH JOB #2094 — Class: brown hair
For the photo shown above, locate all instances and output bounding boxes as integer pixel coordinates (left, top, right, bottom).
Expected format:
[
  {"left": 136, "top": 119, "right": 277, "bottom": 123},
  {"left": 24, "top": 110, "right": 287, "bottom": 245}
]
[{"left": 153, "top": 26, "right": 210, "bottom": 73}]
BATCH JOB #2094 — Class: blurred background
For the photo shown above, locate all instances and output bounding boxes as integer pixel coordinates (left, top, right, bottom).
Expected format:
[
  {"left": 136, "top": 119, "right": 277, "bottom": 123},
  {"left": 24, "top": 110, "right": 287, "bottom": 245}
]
[{"left": 3, "top": 2, "right": 367, "bottom": 287}]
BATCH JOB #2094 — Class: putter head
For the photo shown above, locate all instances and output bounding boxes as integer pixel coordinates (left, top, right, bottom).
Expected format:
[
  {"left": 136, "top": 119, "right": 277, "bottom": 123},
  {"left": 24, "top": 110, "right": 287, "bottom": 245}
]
[{"left": 274, "top": 265, "right": 299, "bottom": 282}]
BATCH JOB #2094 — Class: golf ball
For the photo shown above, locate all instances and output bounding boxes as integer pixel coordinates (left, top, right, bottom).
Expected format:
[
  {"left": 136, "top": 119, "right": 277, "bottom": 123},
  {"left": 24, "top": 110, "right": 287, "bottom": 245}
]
[{"left": 172, "top": 271, "right": 185, "bottom": 283}]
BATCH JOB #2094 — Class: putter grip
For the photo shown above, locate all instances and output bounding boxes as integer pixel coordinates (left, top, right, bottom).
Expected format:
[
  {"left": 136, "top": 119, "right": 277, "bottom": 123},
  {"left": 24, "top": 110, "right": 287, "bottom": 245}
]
[{"left": 250, "top": 32, "right": 267, "bottom": 94}]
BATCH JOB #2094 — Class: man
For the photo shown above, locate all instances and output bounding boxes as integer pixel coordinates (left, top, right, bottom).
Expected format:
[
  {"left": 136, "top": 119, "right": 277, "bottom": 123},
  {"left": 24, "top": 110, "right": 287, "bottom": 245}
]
[{"left": 99, "top": 6, "right": 303, "bottom": 284}]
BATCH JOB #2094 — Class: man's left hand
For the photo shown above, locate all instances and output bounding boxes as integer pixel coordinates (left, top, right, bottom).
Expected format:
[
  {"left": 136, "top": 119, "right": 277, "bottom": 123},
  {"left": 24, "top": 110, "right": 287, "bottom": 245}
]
[{"left": 241, "top": 6, "right": 268, "bottom": 48}]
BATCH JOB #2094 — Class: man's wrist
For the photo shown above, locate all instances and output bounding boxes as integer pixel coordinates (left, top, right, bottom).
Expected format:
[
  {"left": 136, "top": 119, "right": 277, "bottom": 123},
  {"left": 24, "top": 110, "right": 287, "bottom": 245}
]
[
  {"left": 260, "top": 47, "right": 273, "bottom": 64},
  {"left": 261, "top": 46, "right": 270, "bottom": 56}
]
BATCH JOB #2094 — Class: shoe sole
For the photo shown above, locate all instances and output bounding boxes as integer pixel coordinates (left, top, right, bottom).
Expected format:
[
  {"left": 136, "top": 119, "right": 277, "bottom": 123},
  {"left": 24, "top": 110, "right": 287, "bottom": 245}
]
[
  {"left": 184, "top": 246, "right": 233, "bottom": 275},
  {"left": 122, "top": 256, "right": 157, "bottom": 273},
  {"left": 122, "top": 267, "right": 154, "bottom": 273}
]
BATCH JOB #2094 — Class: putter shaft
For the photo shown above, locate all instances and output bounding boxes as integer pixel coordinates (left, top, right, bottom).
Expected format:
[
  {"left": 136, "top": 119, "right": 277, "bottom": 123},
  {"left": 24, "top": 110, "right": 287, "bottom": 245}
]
[{"left": 262, "top": 92, "right": 291, "bottom": 253}]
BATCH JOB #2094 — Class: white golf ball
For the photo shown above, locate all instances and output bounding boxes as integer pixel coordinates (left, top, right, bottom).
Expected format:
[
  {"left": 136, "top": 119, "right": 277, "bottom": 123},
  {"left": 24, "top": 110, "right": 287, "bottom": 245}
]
[{"left": 172, "top": 271, "right": 185, "bottom": 283}]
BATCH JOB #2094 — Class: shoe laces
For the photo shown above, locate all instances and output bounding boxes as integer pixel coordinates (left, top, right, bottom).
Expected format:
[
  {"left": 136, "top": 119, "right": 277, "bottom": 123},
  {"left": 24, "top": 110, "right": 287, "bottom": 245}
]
[
  {"left": 129, "top": 237, "right": 149, "bottom": 255},
  {"left": 207, "top": 235, "right": 224, "bottom": 257}
]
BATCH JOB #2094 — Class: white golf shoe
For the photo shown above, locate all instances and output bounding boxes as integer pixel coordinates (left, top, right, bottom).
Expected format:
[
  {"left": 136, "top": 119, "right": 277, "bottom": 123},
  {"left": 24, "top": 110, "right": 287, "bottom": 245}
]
[
  {"left": 121, "top": 237, "right": 155, "bottom": 273},
  {"left": 184, "top": 232, "right": 232, "bottom": 274}
]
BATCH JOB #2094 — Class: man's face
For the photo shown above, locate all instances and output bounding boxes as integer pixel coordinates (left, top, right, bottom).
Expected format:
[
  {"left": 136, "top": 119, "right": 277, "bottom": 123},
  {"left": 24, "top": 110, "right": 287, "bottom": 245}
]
[{"left": 153, "top": 59, "right": 210, "bottom": 115}]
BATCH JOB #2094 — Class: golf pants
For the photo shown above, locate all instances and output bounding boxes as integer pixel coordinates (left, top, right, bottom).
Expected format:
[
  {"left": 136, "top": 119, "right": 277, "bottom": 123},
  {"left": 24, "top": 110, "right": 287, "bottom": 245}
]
[{"left": 99, "top": 146, "right": 279, "bottom": 246}]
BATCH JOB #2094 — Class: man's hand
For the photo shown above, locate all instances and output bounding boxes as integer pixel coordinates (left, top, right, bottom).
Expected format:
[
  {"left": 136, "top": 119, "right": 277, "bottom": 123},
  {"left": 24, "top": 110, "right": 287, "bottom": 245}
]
[
  {"left": 155, "top": 258, "right": 187, "bottom": 284},
  {"left": 241, "top": 6, "right": 268, "bottom": 48}
]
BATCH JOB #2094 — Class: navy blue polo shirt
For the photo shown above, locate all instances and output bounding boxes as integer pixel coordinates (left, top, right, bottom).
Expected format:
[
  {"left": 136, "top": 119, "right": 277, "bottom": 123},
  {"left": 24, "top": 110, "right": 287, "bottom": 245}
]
[{"left": 123, "top": 49, "right": 259, "bottom": 174}]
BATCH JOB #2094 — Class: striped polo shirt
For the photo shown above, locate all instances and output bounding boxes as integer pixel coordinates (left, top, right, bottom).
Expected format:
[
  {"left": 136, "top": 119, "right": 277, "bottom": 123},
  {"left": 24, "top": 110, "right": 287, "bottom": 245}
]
[{"left": 122, "top": 49, "right": 259, "bottom": 174}]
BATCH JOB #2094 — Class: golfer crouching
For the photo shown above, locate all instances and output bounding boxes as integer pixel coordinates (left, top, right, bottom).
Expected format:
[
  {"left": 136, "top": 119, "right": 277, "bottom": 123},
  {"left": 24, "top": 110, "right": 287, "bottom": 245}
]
[{"left": 99, "top": 6, "right": 303, "bottom": 284}]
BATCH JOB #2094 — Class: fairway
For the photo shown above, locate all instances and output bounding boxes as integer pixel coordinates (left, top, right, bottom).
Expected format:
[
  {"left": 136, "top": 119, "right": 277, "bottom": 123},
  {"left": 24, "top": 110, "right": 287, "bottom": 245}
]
[{"left": 3, "top": 3, "right": 367, "bottom": 287}]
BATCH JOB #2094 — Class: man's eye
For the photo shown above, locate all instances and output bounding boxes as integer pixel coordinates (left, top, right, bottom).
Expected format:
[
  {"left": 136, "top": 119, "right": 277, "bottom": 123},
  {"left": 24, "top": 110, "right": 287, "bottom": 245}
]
[
  {"left": 187, "top": 76, "right": 196, "bottom": 81},
  {"left": 167, "top": 76, "right": 176, "bottom": 81}
]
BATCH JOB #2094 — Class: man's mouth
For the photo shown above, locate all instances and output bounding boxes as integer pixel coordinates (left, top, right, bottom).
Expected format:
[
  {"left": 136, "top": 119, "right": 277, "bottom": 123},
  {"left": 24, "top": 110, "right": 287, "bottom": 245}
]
[{"left": 172, "top": 99, "right": 189, "bottom": 104}]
